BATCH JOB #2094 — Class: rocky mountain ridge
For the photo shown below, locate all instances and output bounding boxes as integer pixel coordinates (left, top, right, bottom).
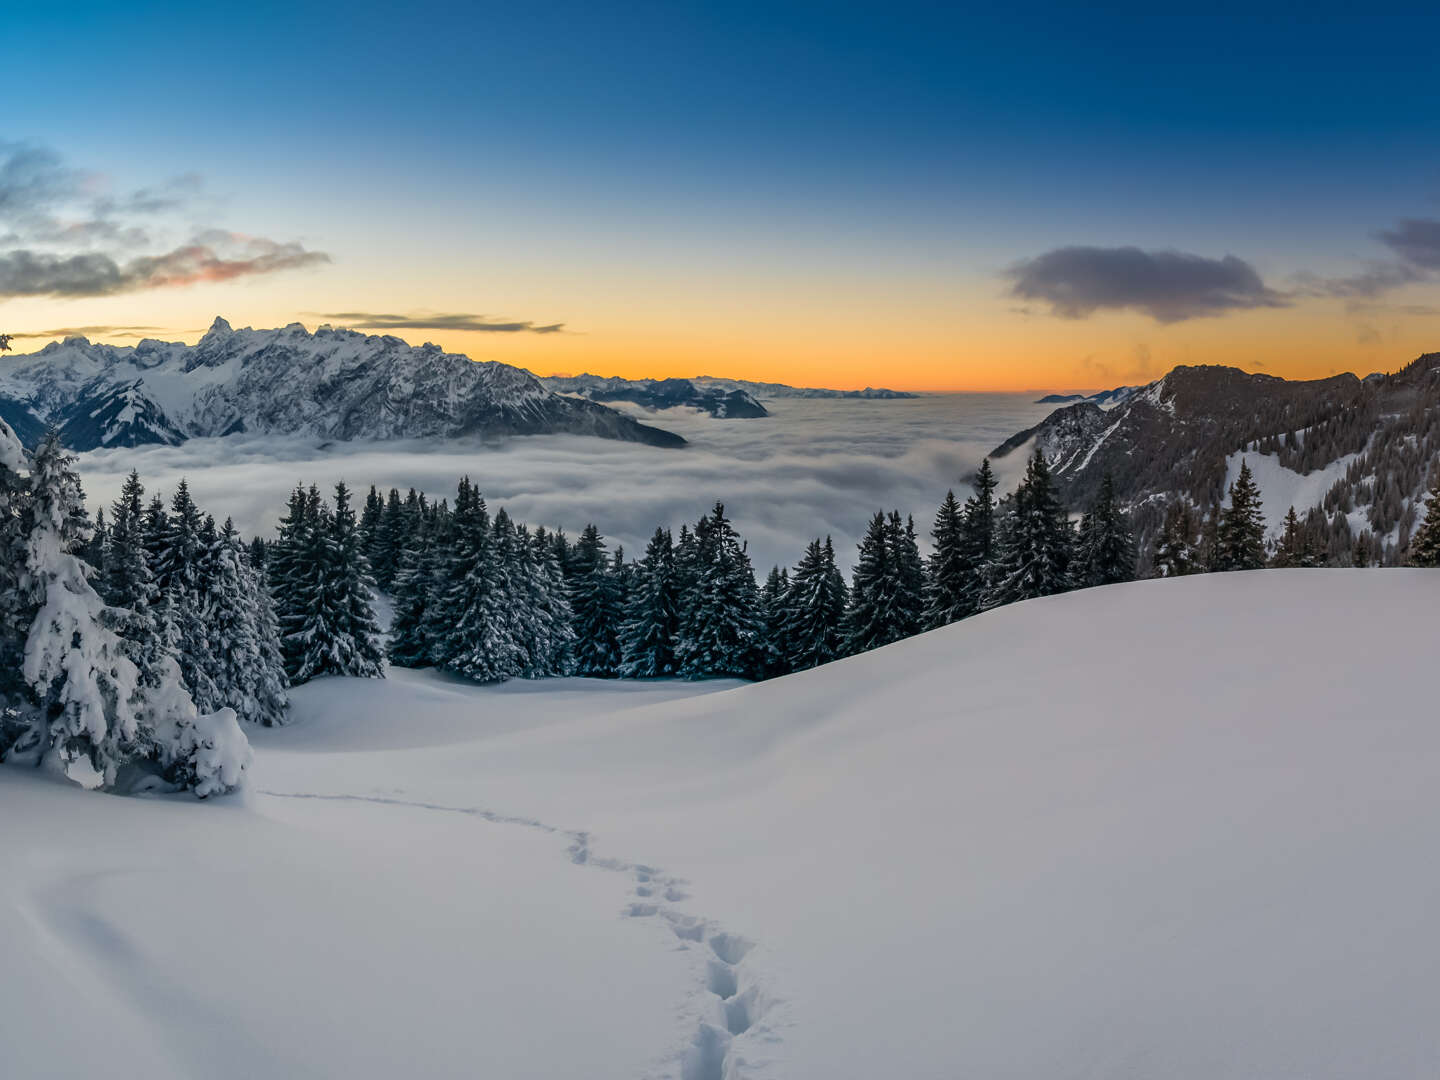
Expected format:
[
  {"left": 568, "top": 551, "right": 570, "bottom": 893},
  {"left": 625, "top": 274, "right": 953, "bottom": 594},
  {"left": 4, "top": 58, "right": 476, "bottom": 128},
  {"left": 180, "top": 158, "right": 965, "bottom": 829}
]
[
  {"left": 990, "top": 357, "right": 1440, "bottom": 566},
  {"left": 0, "top": 319, "right": 685, "bottom": 451}
]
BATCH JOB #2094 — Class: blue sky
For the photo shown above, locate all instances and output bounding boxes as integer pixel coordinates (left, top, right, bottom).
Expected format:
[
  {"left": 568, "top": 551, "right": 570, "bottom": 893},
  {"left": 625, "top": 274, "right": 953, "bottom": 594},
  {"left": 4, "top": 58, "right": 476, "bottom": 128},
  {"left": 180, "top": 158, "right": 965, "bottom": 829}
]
[{"left": 5, "top": 5, "right": 1440, "bottom": 387}]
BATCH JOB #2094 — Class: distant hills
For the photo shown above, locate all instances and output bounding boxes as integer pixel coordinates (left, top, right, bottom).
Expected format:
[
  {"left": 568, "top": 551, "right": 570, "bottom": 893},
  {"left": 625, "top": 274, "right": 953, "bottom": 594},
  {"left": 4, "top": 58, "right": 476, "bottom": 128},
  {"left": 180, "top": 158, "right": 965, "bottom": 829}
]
[
  {"left": 1034, "top": 385, "right": 1140, "bottom": 408},
  {"left": 0, "top": 319, "right": 685, "bottom": 451},
  {"left": 539, "top": 374, "right": 769, "bottom": 418},
  {"left": 539, "top": 372, "right": 917, "bottom": 416},
  {"left": 992, "top": 356, "right": 1440, "bottom": 567}
]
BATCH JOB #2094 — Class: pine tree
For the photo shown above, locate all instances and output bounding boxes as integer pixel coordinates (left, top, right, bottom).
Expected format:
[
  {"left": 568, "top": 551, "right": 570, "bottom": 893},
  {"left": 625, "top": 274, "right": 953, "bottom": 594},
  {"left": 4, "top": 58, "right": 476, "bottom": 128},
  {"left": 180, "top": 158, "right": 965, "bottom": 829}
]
[
  {"left": 370, "top": 487, "right": 407, "bottom": 589},
  {"left": 84, "top": 505, "right": 108, "bottom": 571},
  {"left": 758, "top": 565, "right": 791, "bottom": 678},
  {"left": 844, "top": 512, "right": 896, "bottom": 654},
  {"left": 570, "top": 524, "right": 624, "bottom": 676},
  {"left": 317, "top": 481, "right": 386, "bottom": 679},
  {"left": 1271, "top": 506, "right": 1306, "bottom": 568},
  {"left": 1153, "top": 500, "right": 1197, "bottom": 577},
  {"left": 925, "top": 490, "right": 972, "bottom": 627},
  {"left": 983, "top": 448, "right": 1073, "bottom": 607},
  {"left": 99, "top": 471, "right": 168, "bottom": 687},
  {"left": 437, "top": 479, "right": 517, "bottom": 682},
  {"left": 958, "top": 459, "right": 999, "bottom": 615},
  {"left": 1076, "top": 473, "right": 1136, "bottom": 586},
  {"left": 0, "top": 420, "right": 32, "bottom": 715},
  {"left": 675, "top": 503, "right": 762, "bottom": 679},
  {"left": 0, "top": 433, "right": 250, "bottom": 794},
  {"left": 891, "top": 513, "right": 926, "bottom": 638},
  {"left": 779, "top": 536, "right": 848, "bottom": 672},
  {"left": 1408, "top": 478, "right": 1440, "bottom": 567},
  {"left": 1215, "top": 460, "right": 1267, "bottom": 571},
  {"left": 618, "top": 527, "right": 680, "bottom": 678},
  {"left": 387, "top": 511, "right": 438, "bottom": 667}
]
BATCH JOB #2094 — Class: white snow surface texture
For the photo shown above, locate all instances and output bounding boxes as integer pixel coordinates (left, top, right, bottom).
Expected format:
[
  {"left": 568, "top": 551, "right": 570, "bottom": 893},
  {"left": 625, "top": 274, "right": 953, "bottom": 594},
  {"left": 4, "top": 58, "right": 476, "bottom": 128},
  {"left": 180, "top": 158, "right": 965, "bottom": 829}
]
[{"left": 3, "top": 570, "right": 1439, "bottom": 1079}]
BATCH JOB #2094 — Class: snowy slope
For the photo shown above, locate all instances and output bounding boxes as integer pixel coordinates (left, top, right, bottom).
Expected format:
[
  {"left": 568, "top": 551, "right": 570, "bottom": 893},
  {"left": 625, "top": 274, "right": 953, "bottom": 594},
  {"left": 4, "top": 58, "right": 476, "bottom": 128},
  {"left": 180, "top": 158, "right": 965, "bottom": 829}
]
[
  {"left": 5, "top": 571, "right": 1440, "bottom": 1078},
  {"left": 0, "top": 319, "right": 684, "bottom": 450}
]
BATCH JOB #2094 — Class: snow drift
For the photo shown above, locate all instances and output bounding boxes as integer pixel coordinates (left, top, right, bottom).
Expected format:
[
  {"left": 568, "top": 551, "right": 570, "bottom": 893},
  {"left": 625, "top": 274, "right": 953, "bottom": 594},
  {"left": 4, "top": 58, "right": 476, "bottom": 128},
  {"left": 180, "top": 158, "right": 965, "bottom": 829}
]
[{"left": 4, "top": 570, "right": 1439, "bottom": 1079}]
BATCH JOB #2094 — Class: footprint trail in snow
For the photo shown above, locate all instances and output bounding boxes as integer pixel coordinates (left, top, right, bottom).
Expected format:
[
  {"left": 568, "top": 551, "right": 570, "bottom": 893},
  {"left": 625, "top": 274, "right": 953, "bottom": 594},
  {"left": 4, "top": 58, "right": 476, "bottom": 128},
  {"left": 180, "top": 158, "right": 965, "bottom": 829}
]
[{"left": 261, "top": 790, "right": 782, "bottom": 1080}]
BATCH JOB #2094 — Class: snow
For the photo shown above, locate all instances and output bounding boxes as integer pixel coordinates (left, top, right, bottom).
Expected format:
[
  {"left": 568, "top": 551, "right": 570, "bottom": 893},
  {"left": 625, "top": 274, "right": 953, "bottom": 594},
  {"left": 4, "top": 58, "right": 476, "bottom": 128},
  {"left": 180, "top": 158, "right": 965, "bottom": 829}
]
[
  {"left": 5, "top": 570, "right": 1440, "bottom": 1077},
  {"left": 1224, "top": 449, "right": 1360, "bottom": 537}
]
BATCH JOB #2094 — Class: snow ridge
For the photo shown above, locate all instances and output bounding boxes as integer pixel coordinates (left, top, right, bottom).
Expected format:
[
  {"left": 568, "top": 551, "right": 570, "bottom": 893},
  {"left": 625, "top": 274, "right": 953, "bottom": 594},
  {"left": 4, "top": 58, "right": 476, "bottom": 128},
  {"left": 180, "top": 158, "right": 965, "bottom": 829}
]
[{"left": 260, "top": 789, "right": 781, "bottom": 1079}]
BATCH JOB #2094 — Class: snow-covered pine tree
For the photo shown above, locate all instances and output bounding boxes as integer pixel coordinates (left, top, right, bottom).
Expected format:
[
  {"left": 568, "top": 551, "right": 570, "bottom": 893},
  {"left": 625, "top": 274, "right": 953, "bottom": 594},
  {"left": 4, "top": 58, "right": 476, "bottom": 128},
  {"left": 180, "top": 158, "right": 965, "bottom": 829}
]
[
  {"left": 758, "top": 565, "right": 791, "bottom": 678},
  {"left": 844, "top": 511, "right": 896, "bottom": 654},
  {"left": 435, "top": 479, "right": 516, "bottom": 682},
  {"left": 268, "top": 483, "right": 315, "bottom": 680},
  {"left": 528, "top": 526, "right": 576, "bottom": 676},
  {"left": 676, "top": 503, "right": 762, "bottom": 679},
  {"left": 891, "top": 512, "right": 927, "bottom": 639},
  {"left": 1271, "top": 506, "right": 1306, "bottom": 568},
  {"left": 958, "top": 458, "right": 998, "bottom": 613},
  {"left": 387, "top": 510, "right": 438, "bottom": 667},
  {"left": 199, "top": 518, "right": 289, "bottom": 725},
  {"left": 369, "top": 487, "right": 407, "bottom": 590},
  {"left": 779, "top": 536, "right": 848, "bottom": 672},
  {"left": 618, "top": 526, "right": 680, "bottom": 678},
  {"left": 1152, "top": 499, "right": 1197, "bottom": 577},
  {"left": 1408, "top": 477, "right": 1440, "bottom": 567},
  {"left": 314, "top": 481, "right": 386, "bottom": 680},
  {"left": 570, "top": 523, "right": 624, "bottom": 677},
  {"left": 982, "top": 447, "right": 1073, "bottom": 608},
  {"left": 925, "top": 490, "right": 973, "bottom": 627},
  {"left": 3, "top": 432, "right": 250, "bottom": 795},
  {"left": 100, "top": 471, "right": 171, "bottom": 686},
  {"left": 1215, "top": 460, "right": 1267, "bottom": 571},
  {"left": 83, "top": 505, "right": 108, "bottom": 572},
  {"left": 0, "top": 418, "right": 31, "bottom": 721},
  {"left": 1076, "top": 473, "right": 1136, "bottom": 586}
]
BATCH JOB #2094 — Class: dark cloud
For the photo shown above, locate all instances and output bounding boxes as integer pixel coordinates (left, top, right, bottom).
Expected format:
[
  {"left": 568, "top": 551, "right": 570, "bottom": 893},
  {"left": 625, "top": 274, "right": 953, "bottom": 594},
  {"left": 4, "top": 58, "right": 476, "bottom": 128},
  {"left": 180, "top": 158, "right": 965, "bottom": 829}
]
[
  {"left": 1378, "top": 218, "right": 1440, "bottom": 270},
  {"left": 1291, "top": 261, "right": 1427, "bottom": 301},
  {"left": 1355, "top": 323, "right": 1383, "bottom": 345},
  {"left": 0, "top": 236, "right": 329, "bottom": 299},
  {"left": 0, "top": 143, "right": 84, "bottom": 216},
  {"left": 318, "top": 311, "right": 565, "bottom": 334},
  {"left": 1006, "top": 246, "right": 1289, "bottom": 323}
]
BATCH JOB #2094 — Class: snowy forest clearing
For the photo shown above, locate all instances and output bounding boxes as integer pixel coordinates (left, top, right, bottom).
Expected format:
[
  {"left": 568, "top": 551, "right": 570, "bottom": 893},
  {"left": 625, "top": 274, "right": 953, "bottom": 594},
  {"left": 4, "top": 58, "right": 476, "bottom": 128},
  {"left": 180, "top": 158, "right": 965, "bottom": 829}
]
[{"left": 7, "top": 570, "right": 1440, "bottom": 1079}]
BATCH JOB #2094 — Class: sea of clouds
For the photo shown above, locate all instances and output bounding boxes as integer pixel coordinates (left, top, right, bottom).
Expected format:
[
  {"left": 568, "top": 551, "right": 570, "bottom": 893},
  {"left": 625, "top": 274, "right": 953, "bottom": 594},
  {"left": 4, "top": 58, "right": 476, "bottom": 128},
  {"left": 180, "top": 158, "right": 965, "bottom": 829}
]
[{"left": 75, "top": 395, "right": 1053, "bottom": 574}]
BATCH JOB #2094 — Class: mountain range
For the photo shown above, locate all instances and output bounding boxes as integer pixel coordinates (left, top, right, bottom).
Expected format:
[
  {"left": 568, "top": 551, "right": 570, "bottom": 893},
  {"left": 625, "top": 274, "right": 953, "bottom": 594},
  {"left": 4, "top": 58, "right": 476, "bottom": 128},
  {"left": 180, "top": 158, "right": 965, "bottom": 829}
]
[
  {"left": 0, "top": 319, "right": 685, "bottom": 451},
  {"left": 1033, "top": 385, "right": 1140, "bottom": 408},
  {"left": 539, "top": 374, "right": 769, "bottom": 418},
  {"left": 990, "top": 355, "right": 1440, "bottom": 566}
]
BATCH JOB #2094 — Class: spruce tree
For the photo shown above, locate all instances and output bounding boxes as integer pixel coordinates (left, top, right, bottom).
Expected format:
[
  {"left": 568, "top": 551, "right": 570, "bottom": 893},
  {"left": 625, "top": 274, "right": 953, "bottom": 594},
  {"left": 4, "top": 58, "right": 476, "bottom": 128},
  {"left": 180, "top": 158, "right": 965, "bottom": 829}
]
[
  {"left": 318, "top": 481, "right": 386, "bottom": 679},
  {"left": 983, "top": 448, "right": 1074, "bottom": 607},
  {"left": 1408, "top": 478, "right": 1440, "bottom": 567},
  {"left": 844, "top": 511, "right": 896, "bottom": 654},
  {"left": 779, "top": 536, "right": 848, "bottom": 672},
  {"left": 436, "top": 478, "right": 514, "bottom": 681},
  {"left": 1153, "top": 500, "right": 1197, "bottom": 577},
  {"left": 570, "top": 524, "right": 624, "bottom": 676},
  {"left": 892, "top": 512, "right": 927, "bottom": 638},
  {"left": 618, "top": 527, "right": 680, "bottom": 678},
  {"left": 1076, "top": 473, "right": 1136, "bottom": 586},
  {"left": 758, "top": 566, "right": 791, "bottom": 678},
  {"left": 1271, "top": 506, "right": 1306, "bottom": 568},
  {"left": 925, "top": 490, "right": 972, "bottom": 627},
  {"left": 387, "top": 511, "right": 438, "bottom": 667},
  {"left": 1215, "top": 460, "right": 1267, "bottom": 571},
  {"left": 675, "top": 503, "right": 762, "bottom": 679}
]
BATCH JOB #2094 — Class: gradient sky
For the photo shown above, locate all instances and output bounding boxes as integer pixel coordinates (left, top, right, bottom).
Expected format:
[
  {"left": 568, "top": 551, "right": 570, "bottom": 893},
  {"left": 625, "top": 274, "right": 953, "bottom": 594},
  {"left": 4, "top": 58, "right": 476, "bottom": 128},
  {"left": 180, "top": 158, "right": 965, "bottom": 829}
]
[{"left": 5, "top": 5, "right": 1440, "bottom": 390}]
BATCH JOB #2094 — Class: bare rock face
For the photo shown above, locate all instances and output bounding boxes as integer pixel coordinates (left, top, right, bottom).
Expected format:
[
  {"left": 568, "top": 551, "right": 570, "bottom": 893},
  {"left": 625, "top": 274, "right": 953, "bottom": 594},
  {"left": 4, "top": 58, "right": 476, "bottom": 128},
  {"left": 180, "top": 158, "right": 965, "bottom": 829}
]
[{"left": 0, "top": 318, "right": 685, "bottom": 451}]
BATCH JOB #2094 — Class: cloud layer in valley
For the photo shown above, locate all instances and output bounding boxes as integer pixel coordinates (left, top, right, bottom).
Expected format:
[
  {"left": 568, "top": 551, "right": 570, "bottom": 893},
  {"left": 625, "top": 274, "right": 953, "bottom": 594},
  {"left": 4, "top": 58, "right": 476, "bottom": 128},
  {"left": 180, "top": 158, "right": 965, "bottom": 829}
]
[
  {"left": 75, "top": 396, "right": 1053, "bottom": 575},
  {"left": 0, "top": 142, "right": 327, "bottom": 300}
]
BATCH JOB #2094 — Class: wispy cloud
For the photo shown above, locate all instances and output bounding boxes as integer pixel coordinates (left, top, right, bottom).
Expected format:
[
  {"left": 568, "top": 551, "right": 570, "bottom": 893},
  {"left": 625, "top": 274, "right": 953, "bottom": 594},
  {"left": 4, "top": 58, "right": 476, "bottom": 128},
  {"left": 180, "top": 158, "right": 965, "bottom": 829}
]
[
  {"left": 1378, "top": 218, "right": 1440, "bottom": 270},
  {"left": 7, "top": 324, "right": 170, "bottom": 340},
  {"left": 0, "top": 236, "right": 329, "bottom": 299},
  {"left": 0, "top": 142, "right": 329, "bottom": 300},
  {"left": 1006, "top": 246, "right": 1288, "bottom": 323},
  {"left": 316, "top": 311, "right": 565, "bottom": 334}
]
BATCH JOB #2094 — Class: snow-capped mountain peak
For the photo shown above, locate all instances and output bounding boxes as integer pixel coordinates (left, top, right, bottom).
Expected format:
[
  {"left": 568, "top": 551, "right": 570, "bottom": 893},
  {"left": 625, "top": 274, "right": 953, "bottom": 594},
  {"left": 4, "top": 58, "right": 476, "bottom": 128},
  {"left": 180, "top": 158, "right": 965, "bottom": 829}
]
[{"left": 0, "top": 320, "right": 685, "bottom": 451}]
